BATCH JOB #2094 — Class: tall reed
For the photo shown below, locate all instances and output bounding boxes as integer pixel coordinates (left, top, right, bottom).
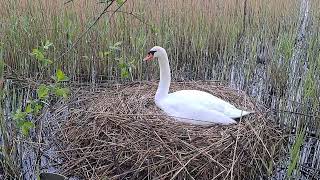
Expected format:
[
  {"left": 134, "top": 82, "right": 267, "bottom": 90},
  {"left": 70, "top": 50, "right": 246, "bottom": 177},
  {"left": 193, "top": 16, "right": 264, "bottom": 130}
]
[
  {"left": 0, "top": 0, "right": 320, "bottom": 178},
  {"left": 0, "top": 0, "right": 305, "bottom": 80}
]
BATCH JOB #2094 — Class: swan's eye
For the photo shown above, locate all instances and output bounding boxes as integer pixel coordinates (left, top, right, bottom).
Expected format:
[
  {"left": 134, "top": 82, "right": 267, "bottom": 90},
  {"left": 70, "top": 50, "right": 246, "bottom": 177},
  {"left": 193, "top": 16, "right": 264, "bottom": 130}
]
[{"left": 148, "top": 50, "right": 156, "bottom": 55}]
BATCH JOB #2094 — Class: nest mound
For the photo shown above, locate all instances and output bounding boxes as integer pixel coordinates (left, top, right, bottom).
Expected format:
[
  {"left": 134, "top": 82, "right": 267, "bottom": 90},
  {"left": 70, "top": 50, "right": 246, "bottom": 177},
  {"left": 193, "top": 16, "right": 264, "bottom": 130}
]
[{"left": 54, "top": 81, "right": 284, "bottom": 179}]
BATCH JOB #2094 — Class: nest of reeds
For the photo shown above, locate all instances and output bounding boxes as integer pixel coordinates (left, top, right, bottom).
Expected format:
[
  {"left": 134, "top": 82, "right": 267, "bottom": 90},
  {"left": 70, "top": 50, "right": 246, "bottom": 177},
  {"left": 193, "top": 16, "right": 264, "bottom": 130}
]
[{"left": 53, "top": 81, "right": 284, "bottom": 179}]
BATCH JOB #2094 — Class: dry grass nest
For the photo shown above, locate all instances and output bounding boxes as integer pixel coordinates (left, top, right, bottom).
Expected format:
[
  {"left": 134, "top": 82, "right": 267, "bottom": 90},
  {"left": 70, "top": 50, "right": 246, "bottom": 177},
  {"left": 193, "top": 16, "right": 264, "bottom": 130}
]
[{"left": 53, "top": 81, "right": 284, "bottom": 179}]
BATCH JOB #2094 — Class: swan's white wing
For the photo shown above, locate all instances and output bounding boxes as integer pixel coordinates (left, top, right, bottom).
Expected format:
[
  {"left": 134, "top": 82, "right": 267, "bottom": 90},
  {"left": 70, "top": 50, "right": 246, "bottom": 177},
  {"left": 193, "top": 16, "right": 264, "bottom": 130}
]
[
  {"left": 168, "top": 90, "right": 237, "bottom": 112},
  {"left": 157, "top": 90, "right": 237, "bottom": 125},
  {"left": 158, "top": 90, "right": 251, "bottom": 121}
]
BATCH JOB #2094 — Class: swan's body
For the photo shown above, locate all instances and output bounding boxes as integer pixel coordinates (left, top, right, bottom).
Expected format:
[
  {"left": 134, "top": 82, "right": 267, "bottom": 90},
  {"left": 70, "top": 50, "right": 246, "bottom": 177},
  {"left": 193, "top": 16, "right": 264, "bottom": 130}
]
[{"left": 144, "top": 46, "right": 252, "bottom": 125}]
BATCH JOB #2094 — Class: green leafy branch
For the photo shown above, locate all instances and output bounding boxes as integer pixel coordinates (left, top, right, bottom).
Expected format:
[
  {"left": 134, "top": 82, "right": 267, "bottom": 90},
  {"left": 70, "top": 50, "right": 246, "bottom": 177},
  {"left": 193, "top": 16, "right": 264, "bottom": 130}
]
[
  {"left": 13, "top": 42, "right": 70, "bottom": 137},
  {"left": 30, "top": 40, "right": 54, "bottom": 66},
  {"left": 99, "top": 41, "right": 136, "bottom": 79}
]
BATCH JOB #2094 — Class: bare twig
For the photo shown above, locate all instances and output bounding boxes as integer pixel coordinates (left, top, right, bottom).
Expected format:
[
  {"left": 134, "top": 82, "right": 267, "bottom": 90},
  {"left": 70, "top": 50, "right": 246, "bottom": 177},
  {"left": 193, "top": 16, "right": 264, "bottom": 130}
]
[
  {"left": 58, "top": 0, "right": 129, "bottom": 61},
  {"left": 64, "top": 0, "right": 74, "bottom": 5}
]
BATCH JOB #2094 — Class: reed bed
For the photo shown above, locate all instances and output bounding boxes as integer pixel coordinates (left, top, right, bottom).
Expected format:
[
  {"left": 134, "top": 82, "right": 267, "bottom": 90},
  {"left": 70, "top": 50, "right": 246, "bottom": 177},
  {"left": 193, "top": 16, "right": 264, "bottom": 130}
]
[
  {"left": 1, "top": 0, "right": 319, "bottom": 110},
  {"left": 0, "top": 0, "right": 319, "bottom": 178},
  {"left": 1, "top": 0, "right": 319, "bottom": 108},
  {"left": 51, "top": 82, "right": 284, "bottom": 179},
  {"left": 0, "top": 0, "right": 302, "bottom": 78}
]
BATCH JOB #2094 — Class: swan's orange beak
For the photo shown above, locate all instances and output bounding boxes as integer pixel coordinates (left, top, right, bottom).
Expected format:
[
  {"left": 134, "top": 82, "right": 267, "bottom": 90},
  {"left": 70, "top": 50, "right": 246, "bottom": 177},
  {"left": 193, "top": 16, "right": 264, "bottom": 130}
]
[{"left": 143, "top": 53, "right": 154, "bottom": 61}]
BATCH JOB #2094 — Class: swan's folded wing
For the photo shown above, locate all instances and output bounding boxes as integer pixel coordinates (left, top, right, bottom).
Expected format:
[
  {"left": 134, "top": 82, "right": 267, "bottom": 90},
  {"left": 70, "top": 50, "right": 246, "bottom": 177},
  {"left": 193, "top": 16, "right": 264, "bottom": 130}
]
[
  {"left": 167, "top": 90, "right": 236, "bottom": 114},
  {"left": 158, "top": 94, "right": 237, "bottom": 125}
]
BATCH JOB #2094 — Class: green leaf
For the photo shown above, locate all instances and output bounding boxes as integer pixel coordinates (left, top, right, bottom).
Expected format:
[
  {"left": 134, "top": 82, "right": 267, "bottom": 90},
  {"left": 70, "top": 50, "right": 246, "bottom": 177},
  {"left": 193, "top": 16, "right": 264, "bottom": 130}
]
[
  {"left": 54, "top": 87, "right": 70, "bottom": 99},
  {"left": 99, "top": 0, "right": 112, "bottom": 3},
  {"left": 25, "top": 104, "right": 33, "bottom": 114},
  {"left": 56, "top": 69, "right": 65, "bottom": 81},
  {"left": 31, "top": 48, "right": 45, "bottom": 61},
  {"left": 119, "top": 62, "right": 127, "bottom": 69},
  {"left": 37, "top": 84, "right": 50, "bottom": 100},
  {"left": 121, "top": 68, "right": 129, "bottom": 79},
  {"left": 13, "top": 109, "right": 27, "bottom": 121},
  {"left": 116, "top": 0, "right": 124, "bottom": 5},
  {"left": 55, "top": 69, "right": 69, "bottom": 82},
  {"left": 31, "top": 48, "right": 52, "bottom": 66},
  {"left": 34, "top": 104, "right": 43, "bottom": 115},
  {"left": 44, "top": 58, "right": 53, "bottom": 65},
  {"left": 21, "top": 121, "right": 35, "bottom": 136}
]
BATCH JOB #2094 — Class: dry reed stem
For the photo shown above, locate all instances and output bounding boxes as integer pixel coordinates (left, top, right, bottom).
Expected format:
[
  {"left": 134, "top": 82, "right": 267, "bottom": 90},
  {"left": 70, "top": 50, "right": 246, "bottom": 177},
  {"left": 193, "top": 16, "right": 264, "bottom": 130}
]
[{"left": 49, "top": 81, "right": 284, "bottom": 179}]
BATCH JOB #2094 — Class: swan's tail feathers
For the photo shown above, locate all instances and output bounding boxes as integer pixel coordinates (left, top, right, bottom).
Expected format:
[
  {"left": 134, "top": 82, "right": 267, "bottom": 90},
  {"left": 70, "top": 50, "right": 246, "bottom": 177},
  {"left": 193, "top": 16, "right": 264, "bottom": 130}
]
[
  {"left": 210, "top": 111, "right": 237, "bottom": 125},
  {"left": 229, "top": 109, "right": 254, "bottom": 119},
  {"left": 240, "top": 110, "right": 253, "bottom": 116}
]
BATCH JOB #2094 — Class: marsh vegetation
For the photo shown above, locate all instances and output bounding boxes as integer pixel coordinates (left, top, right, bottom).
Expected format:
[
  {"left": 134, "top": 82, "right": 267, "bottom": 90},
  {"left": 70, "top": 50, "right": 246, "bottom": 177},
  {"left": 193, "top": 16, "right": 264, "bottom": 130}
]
[{"left": 0, "top": 0, "right": 319, "bottom": 179}]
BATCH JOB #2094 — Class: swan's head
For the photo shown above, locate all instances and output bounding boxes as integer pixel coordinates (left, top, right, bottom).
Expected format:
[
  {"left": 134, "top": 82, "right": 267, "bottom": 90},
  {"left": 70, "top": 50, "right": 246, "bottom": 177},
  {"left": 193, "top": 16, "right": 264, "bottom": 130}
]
[{"left": 143, "top": 46, "right": 166, "bottom": 61}]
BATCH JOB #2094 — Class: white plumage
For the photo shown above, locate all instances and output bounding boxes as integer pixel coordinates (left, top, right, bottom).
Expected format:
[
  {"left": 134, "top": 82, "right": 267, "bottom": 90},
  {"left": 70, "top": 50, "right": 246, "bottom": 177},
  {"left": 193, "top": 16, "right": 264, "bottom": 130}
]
[{"left": 144, "top": 46, "right": 252, "bottom": 125}]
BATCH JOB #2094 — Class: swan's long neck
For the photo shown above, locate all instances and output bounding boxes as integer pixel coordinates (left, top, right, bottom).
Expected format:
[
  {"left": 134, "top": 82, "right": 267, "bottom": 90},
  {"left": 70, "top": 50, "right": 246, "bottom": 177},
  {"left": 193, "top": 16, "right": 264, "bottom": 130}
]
[{"left": 155, "top": 53, "right": 171, "bottom": 101}]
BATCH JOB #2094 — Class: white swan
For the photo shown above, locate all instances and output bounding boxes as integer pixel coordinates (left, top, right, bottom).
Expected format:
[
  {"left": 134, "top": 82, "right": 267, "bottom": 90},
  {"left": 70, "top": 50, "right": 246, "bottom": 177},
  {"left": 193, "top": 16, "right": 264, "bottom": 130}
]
[{"left": 144, "top": 46, "right": 252, "bottom": 125}]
